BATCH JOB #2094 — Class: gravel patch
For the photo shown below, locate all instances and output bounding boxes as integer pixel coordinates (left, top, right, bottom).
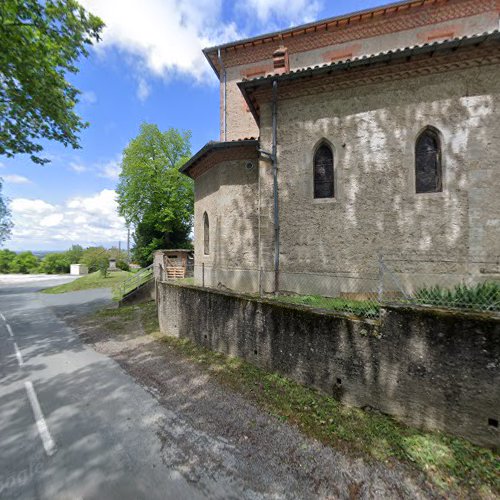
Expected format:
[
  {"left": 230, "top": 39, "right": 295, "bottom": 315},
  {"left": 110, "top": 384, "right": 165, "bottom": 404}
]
[{"left": 68, "top": 306, "right": 439, "bottom": 500}]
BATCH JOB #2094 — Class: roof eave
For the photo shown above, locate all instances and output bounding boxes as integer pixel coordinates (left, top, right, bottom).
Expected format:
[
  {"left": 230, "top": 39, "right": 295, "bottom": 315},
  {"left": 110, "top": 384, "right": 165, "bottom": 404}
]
[
  {"left": 239, "top": 31, "right": 500, "bottom": 89},
  {"left": 202, "top": 47, "right": 220, "bottom": 79},
  {"left": 237, "top": 31, "right": 500, "bottom": 122},
  {"left": 180, "top": 139, "right": 259, "bottom": 178},
  {"left": 203, "top": 0, "right": 424, "bottom": 56}
]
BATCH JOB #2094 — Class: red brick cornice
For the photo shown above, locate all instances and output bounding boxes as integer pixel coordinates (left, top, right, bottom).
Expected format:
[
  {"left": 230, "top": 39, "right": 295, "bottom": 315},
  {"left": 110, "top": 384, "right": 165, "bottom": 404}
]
[
  {"left": 207, "top": 0, "right": 497, "bottom": 71},
  {"left": 244, "top": 43, "right": 500, "bottom": 119}
]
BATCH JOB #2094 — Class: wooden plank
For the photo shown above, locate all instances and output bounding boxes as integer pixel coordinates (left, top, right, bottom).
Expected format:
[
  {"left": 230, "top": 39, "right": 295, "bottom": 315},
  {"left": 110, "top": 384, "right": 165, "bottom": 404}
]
[{"left": 166, "top": 267, "right": 185, "bottom": 279}]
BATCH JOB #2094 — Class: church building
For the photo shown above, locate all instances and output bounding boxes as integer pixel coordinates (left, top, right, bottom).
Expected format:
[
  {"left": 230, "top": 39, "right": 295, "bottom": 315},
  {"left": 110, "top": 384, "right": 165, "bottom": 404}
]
[{"left": 181, "top": 0, "right": 500, "bottom": 294}]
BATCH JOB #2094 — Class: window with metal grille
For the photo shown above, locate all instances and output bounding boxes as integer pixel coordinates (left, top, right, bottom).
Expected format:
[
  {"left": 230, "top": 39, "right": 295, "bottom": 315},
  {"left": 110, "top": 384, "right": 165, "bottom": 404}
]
[
  {"left": 203, "top": 212, "right": 209, "bottom": 255},
  {"left": 415, "top": 128, "right": 442, "bottom": 193},
  {"left": 314, "top": 144, "right": 334, "bottom": 198}
]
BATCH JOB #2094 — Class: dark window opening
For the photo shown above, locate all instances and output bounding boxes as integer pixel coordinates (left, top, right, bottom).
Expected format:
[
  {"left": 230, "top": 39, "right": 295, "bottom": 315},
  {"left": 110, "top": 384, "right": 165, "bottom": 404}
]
[
  {"left": 203, "top": 212, "right": 209, "bottom": 255},
  {"left": 314, "top": 144, "right": 334, "bottom": 199},
  {"left": 415, "top": 127, "right": 442, "bottom": 193}
]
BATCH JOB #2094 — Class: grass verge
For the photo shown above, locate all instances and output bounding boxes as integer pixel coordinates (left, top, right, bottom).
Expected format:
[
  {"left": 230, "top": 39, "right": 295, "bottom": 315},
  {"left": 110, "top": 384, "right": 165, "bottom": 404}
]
[
  {"left": 92, "top": 302, "right": 499, "bottom": 498},
  {"left": 268, "top": 294, "right": 379, "bottom": 318},
  {"left": 176, "top": 277, "right": 195, "bottom": 285},
  {"left": 41, "top": 271, "right": 133, "bottom": 294}
]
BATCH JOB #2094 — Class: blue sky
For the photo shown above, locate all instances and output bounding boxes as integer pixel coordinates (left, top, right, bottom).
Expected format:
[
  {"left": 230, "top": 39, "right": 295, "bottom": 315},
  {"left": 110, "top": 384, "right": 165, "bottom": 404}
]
[{"left": 0, "top": 0, "right": 384, "bottom": 251}]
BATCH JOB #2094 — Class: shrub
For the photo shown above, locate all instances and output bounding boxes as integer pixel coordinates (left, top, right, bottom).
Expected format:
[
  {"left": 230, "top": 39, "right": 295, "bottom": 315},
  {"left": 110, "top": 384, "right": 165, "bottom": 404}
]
[
  {"left": 0, "top": 249, "right": 16, "bottom": 273},
  {"left": 98, "top": 260, "right": 108, "bottom": 278},
  {"left": 116, "top": 260, "right": 130, "bottom": 271},
  {"left": 39, "top": 253, "right": 70, "bottom": 274},
  {"left": 8, "top": 251, "right": 39, "bottom": 274},
  {"left": 80, "top": 246, "right": 108, "bottom": 272},
  {"left": 65, "top": 244, "right": 84, "bottom": 265},
  {"left": 414, "top": 281, "right": 500, "bottom": 311}
]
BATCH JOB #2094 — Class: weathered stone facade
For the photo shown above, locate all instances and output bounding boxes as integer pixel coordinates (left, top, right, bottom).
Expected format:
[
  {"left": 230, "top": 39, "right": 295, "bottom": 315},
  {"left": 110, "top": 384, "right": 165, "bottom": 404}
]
[
  {"left": 258, "top": 64, "right": 500, "bottom": 276},
  {"left": 193, "top": 157, "right": 260, "bottom": 290},
  {"left": 182, "top": 0, "right": 500, "bottom": 293}
]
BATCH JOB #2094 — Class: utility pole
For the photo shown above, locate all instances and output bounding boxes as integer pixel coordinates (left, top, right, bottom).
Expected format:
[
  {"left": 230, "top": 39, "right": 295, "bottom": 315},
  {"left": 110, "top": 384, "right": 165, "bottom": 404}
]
[{"left": 126, "top": 225, "right": 130, "bottom": 263}]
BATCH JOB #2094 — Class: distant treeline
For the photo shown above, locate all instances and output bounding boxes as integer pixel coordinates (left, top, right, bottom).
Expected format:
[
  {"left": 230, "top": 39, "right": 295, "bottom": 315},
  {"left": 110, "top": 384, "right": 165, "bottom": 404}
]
[{"left": 0, "top": 245, "right": 130, "bottom": 274}]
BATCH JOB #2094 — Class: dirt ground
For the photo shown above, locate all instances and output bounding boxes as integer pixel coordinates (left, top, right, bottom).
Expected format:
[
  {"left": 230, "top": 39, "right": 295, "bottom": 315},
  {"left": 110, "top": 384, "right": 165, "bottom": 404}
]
[{"left": 70, "top": 304, "right": 440, "bottom": 500}]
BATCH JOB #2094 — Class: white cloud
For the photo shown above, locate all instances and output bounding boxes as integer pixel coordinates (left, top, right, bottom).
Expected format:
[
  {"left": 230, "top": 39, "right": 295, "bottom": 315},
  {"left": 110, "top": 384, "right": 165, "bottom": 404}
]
[
  {"left": 69, "top": 162, "right": 88, "bottom": 173},
  {"left": 39, "top": 213, "right": 65, "bottom": 228},
  {"left": 66, "top": 156, "right": 121, "bottom": 179},
  {"left": 79, "top": 0, "right": 239, "bottom": 84},
  {"left": 9, "top": 190, "right": 127, "bottom": 250},
  {"left": 80, "top": 90, "right": 97, "bottom": 105},
  {"left": 97, "top": 158, "right": 121, "bottom": 180},
  {"left": 136, "top": 77, "right": 151, "bottom": 102},
  {"left": 2, "top": 174, "right": 32, "bottom": 184},
  {"left": 76, "top": 1, "right": 327, "bottom": 94},
  {"left": 11, "top": 199, "right": 55, "bottom": 214},
  {"left": 243, "top": 0, "right": 322, "bottom": 24}
]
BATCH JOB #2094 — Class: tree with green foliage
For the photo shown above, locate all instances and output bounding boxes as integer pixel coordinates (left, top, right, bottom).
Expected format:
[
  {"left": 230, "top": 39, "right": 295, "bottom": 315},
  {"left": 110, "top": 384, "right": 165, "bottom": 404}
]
[
  {"left": 116, "top": 123, "right": 193, "bottom": 267},
  {"left": 65, "top": 244, "right": 84, "bottom": 264},
  {"left": 79, "top": 246, "right": 108, "bottom": 273},
  {"left": 0, "top": 180, "right": 12, "bottom": 245},
  {"left": 108, "top": 246, "right": 128, "bottom": 262},
  {"left": 0, "top": 248, "right": 16, "bottom": 272},
  {"left": 0, "top": 0, "right": 103, "bottom": 165},
  {"left": 8, "top": 251, "right": 39, "bottom": 273},
  {"left": 116, "top": 260, "right": 130, "bottom": 272},
  {"left": 97, "top": 259, "right": 108, "bottom": 278},
  {"left": 39, "top": 252, "right": 70, "bottom": 274}
]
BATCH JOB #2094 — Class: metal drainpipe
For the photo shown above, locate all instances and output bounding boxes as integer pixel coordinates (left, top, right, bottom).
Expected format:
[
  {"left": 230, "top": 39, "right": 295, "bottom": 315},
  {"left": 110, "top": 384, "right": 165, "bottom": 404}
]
[
  {"left": 271, "top": 80, "right": 279, "bottom": 293},
  {"left": 217, "top": 48, "right": 227, "bottom": 141}
]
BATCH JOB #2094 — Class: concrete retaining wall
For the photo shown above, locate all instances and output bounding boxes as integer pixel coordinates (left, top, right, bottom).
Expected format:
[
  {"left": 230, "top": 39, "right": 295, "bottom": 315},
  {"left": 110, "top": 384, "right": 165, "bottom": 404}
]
[{"left": 157, "top": 281, "right": 500, "bottom": 449}]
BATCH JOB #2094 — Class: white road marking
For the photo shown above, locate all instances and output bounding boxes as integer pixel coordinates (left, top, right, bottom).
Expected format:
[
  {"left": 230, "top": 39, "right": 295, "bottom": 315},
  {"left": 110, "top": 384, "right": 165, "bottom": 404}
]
[
  {"left": 0, "top": 312, "right": 5, "bottom": 321},
  {"left": 25, "top": 381, "right": 56, "bottom": 457},
  {"left": 6, "top": 324, "right": 13, "bottom": 337},
  {"left": 13, "top": 342, "right": 24, "bottom": 367}
]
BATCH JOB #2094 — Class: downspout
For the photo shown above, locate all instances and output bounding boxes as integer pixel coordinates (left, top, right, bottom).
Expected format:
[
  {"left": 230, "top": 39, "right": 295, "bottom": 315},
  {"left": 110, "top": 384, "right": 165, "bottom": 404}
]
[
  {"left": 257, "top": 144, "right": 262, "bottom": 285},
  {"left": 217, "top": 48, "right": 227, "bottom": 141},
  {"left": 271, "top": 80, "right": 279, "bottom": 293},
  {"left": 259, "top": 80, "right": 280, "bottom": 293}
]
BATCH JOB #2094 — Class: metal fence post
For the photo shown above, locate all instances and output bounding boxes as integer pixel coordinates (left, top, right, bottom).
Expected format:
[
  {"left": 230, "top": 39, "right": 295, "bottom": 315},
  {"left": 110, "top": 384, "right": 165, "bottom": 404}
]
[
  {"left": 202, "top": 263, "right": 205, "bottom": 288},
  {"left": 378, "top": 253, "right": 384, "bottom": 304}
]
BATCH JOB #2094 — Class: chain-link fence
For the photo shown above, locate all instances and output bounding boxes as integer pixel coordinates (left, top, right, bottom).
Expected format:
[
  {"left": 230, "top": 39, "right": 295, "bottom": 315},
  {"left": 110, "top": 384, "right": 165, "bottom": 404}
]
[
  {"left": 381, "top": 253, "right": 500, "bottom": 314},
  {"left": 163, "top": 254, "right": 500, "bottom": 320}
]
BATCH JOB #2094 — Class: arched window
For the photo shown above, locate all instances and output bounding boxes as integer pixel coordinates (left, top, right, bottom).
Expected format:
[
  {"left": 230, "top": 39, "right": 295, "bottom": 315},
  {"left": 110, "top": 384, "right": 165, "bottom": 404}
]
[
  {"left": 203, "top": 212, "right": 209, "bottom": 255},
  {"left": 415, "top": 127, "right": 442, "bottom": 193},
  {"left": 314, "top": 144, "right": 334, "bottom": 199}
]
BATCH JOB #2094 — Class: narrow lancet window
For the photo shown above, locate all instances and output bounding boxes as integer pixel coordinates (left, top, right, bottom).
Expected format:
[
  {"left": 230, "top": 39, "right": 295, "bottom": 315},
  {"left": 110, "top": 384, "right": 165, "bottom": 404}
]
[
  {"left": 203, "top": 212, "right": 210, "bottom": 255},
  {"left": 314, "top": 144, "right": 334, "bottom": 199},
  {"left": 415, "top": 128, "right": 442, "bottom": 193}
]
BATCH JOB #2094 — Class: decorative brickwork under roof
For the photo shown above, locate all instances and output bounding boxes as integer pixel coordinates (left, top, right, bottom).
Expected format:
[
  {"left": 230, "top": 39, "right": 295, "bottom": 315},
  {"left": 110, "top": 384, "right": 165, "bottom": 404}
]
[
  {"left": 180, "top": 139, "right": 259, "bottom": 179},
  {"left": 204, "top": 0, "right": 499, "bottom": 75},
  {"left": 238, "top": 30, "right": 500, "bottom": 124}
]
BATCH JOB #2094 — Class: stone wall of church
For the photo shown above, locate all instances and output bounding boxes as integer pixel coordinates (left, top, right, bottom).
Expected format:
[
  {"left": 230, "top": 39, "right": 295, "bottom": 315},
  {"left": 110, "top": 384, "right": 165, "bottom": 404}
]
[
  {"left": 193, "top": 158, "right": 260, "bottom": 291},
  {"left": 220, "top": 5, "right": 498, "bottom": 141},
  {"left": 256, "top": 63, "right": 500, "bottom": 287}
]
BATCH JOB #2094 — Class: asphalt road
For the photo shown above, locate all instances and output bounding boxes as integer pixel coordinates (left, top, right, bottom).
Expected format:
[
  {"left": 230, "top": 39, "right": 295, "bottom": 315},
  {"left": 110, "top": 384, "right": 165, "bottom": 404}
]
[{"left": 0, "top": 275, "right": 202, "bottom": 500}]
